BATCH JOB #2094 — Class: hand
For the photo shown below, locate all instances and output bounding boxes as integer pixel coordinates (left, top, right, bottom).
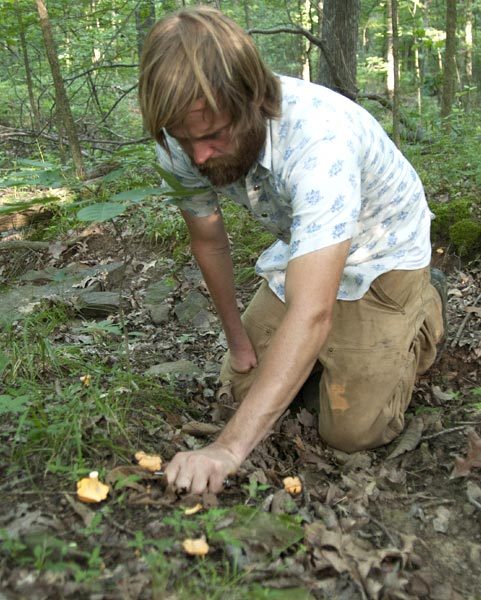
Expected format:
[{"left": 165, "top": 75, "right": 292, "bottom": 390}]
[
  {"left": 229, "top": 343, "right": 258, "bottom": 374},
  {"left": 164, "top": 443, "right": 241, "bottom": 494}
]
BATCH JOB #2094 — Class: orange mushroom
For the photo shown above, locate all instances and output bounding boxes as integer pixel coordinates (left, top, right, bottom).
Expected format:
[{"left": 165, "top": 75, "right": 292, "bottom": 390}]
[
  {"left": 77, "top": 471, "right": 110, "bottom": 503},
  {"left": 134, "top": 451, "right": 162, "bottom": 472},
  {"left": 283, "top": 476, "right": 302, "bottom": 495},
  {"left": 182, "top": 537, "right": 209, "bottom": 556}
]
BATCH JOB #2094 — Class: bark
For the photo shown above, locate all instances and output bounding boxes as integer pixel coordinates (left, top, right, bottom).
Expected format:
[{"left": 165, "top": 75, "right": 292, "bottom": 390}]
[
  {"left": 16, "top": 1, "right": 41, "bottom": 131},
  {"left": 441, "top": 0, "right": 457, "bottom": 127},
  {"left": 34, "top": 0, "right": 85, "bottom": 178},
  {"left": 391, "top": 0, "right": 401, "bottom": 148},
  {"left": 317, "top": 0, "right": 360, "bottom": 97},
  {"left": 135, "top": 0, "right": 156, "bottom": 61},
  {"left": 386, "top": 0, "right": 395, "bottom": 99}
]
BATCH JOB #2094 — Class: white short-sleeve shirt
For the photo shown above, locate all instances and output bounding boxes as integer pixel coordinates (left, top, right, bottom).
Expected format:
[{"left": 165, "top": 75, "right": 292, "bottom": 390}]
[{"left": 156, "top": 75, "right": 431, "bottom": 301}]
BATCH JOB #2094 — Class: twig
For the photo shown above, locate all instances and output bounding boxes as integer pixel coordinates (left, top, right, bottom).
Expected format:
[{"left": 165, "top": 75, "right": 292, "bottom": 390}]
[
  {"left": 451, "top": 290, "right": 481, "bottom": 348},
  {"left": 366, "top": 513, "right": 398, "bottom": 547},
  {"left": 421, "top": 425, "right": 465, "bottom": 441}
]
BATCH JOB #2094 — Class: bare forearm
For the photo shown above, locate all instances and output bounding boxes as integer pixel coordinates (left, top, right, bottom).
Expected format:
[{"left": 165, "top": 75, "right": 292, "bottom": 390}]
[
  {"left": 191, "top": 240, "right": 247, "bottom": 346},
  {"left": 217, "top": 309, "right": 331, "bottom": 459}
]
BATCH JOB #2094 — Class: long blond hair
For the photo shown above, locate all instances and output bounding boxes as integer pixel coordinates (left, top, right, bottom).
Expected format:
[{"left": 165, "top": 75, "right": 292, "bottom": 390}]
[{"left": 138, "top": 6, "right": 281, "bottom": 148}]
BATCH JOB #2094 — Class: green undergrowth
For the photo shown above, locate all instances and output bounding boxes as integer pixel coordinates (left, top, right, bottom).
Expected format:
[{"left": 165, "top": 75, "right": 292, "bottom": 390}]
[
  {"left": 404, "top": 109, "right": 481, "bottom": 258},
  {"left": 0, "top": 302, "right": 182, "bottom": 479}
]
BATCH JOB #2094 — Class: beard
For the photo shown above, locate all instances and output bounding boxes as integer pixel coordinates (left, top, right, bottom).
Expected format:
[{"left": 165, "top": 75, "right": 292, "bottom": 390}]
[{"left": 195, "top": 123, "right": 266, "bottom": 187}]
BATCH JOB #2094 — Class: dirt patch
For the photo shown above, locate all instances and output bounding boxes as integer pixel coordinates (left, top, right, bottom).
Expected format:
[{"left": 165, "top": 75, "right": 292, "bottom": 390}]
[{"left": 0, "top": 228, "right": 480, "bottom": 599}]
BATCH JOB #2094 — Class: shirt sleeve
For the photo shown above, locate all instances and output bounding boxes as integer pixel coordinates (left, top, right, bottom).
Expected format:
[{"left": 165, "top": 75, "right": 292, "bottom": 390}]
[
  {"left": 155, "top": 142, "right": 219, "bottom": 217},
  {"left": 285, "top": 126, "right": 362, "bottom": 260}
]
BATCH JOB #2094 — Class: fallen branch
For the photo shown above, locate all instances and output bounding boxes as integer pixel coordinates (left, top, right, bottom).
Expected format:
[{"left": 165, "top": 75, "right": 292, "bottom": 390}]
[{"left": 421, "top": 425, "right": 466, "bottom": 441}]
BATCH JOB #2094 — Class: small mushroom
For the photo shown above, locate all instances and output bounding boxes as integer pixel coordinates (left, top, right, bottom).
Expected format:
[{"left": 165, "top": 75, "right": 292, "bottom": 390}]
[
  {"left": 184, "top": 503, "right": 203, "bottom": 516},
  {"left": 283, "top": 476, "right": 302, "bottom": 496},
  {"left": 77, "top": 471, "right": 110, "bottom": 503},
  {"left": 182, "top": 537, "right": 209, "bottom": 556},
  {"left": 135, "top": 451, "right": 162, "bottom": 472},
  {"left": 80, "top": 374, "right": 91, "bottom": 387}
]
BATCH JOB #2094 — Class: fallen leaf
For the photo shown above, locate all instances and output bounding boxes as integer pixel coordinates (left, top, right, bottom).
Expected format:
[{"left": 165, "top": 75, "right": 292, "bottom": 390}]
[
  {"left": 432, "top": 506, "right": 451, "bottom": 533},
  {"left": 77, "top": 471, "right": 109, "bottom": 503},
  {"left": 283, "top": 476, "right": 302, "bottom": 495},
  {"left": 431, "top": 385, "right": 456, "bottom": 403},
  {"left": 181, "top": 421, "right": 221, "bottom": 437},
  {"left": 465, "top": 306, "right": 481, "bottom": 316},
  {"left": 184, "top": 503, "right": 203, "bottom": 515},
  {"left": 386, "top": 415, "right": 424, "bottom": 460},
  {"left": 466, "top": 481, "right": 481, "bottom": 510},
  {"left": 63, "top": 493, "right": 96, "bottom": 527},
  {"left": 182, "top": 537, "right": 209, "bottom": 556},
  {"left": 135, "top": 451, "right": 162, "bottom": 472},
  {"left": 105, "top": 465, "right": 150, "bottom": 491},
  {"left": 451, "top": 429, "right": 481, "bottom": 478}
]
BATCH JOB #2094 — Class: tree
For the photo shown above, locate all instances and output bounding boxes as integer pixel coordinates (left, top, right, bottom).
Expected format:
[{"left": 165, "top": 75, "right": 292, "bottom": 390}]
[
  {"left": 318, "top": 0, "right": 360, "bottom": 98},
  {"left": 15, "top": 0, "right": 40, "bottom": 130},
  {"left": 34, "top": 0, "right": 85, "bottom": 177},
  {"left": 388, "top": 0, "right": 401, "bottom": 147},
  {"left": 441, "top": 0, "right": 457, "bottom": 128}
]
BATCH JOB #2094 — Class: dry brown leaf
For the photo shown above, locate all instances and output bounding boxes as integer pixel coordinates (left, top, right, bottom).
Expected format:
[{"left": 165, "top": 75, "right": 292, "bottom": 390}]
[
  {"left": 386, "top": 415, "right": 424, "bottom": 460},
  {"left": 182, "top": 537, "right": 209, "bottom": 556},
  {"left": 105, "top": 465, "right": 151, "bottom": 491},
  {"left": 77, "top": 471, "right": 109, "bottom": 503},
  {"left": 283, "top": 476, "right": 302, "bottom": 495},
  {"left": 181, "top": 421, "right": 221, "bottom": 437},
  {"left": 465, "top": 306, "right": 481, "bottom": 316},
  {"left": 135, "top": 451, "right": 162, "bottom": 472},
  {"left": 450, "top": 428, "right": 481, "bottom": 478}
]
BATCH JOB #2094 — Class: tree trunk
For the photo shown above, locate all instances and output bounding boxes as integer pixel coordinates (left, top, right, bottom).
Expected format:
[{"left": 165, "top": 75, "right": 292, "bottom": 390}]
[
  {"left": 441, "top": 0, "right": 457, "bottom": 128},
  {"left": 386, "top": 0, "right": 395, "bottom": 100},
  {"left": 135, "top": 0, "right": 156, "bottom": 61},
  {"left": 391, "top": 0, "right": 401, "bottom": 147},
  {"left": 463, "top": 0, "right": 473, "bottom": 110},
  {"left": 16, "top": 1, "right": 41, "bottom": 131},
  {"left": 34, "top": 0, "right": 85, "bottom": 178},
  {"left": 318, "top": 0, "right": 360, "bottom": 98}
]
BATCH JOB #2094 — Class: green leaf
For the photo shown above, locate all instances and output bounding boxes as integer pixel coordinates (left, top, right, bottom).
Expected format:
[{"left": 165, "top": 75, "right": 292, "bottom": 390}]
[
  {"left": 0, "top": 395, "right": 30, "bottom": 415},
  {"left": 16, "top": 159, "right": 56, "bottom": 168},
  {"left": 77, "top": 203, "right": 127, "bottom": 223},
  {"left": 101, "top": 168, "right": 125, "bottom": 183},
  {"left": 154, "top": 164, "right": 210, "bottom": 196},
  {"left": 0, "top": 196, "right": 59, "bottom": 215},
  {"left": 212, "top": 506, "right": 304, "bottom": 558},
  {"left": 0, "top": 353, "right": 10, "bottom": 377},
  {"left": 111, "top": 187, "right": 165, "bottom": 202}
]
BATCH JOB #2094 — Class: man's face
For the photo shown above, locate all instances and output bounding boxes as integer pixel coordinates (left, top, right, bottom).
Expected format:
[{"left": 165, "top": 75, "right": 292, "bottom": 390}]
[{"left": 167, "top": 99, "right": 264, "bottom": 187}]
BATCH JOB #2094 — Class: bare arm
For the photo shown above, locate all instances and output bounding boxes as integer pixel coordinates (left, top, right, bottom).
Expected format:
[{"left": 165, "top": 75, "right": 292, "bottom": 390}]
[
  {"left": 166, "top": 239, "right": 351, "bottom": 493},
  {"left": 181, "top": 209, "right": 256, "bottom": 373}
]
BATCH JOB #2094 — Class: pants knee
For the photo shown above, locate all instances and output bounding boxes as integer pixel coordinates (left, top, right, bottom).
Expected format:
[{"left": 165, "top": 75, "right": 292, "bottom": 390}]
[{"left": 318, "top": 416, "right": 401, "bottom": 453}]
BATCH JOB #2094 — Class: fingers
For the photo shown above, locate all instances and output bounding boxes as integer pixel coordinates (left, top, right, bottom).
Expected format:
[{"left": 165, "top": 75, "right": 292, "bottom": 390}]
[{"left": 164, "top": 447, "right": 236, "bottom": 495}]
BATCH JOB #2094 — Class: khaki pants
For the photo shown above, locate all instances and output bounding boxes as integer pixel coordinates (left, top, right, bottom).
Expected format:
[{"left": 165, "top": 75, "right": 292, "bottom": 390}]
[{"left": 220, "top": 268, "right": 444, "bottom": 453}]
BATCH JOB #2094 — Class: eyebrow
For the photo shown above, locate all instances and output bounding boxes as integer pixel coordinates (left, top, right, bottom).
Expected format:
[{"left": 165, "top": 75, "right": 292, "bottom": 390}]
[{"left": 167, "top": 123, "right": 230, "bottom": 142}]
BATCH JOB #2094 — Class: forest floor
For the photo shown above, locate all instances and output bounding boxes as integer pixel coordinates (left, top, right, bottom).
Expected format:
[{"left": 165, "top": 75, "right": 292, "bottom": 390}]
[{"left": 0, "top": 218, "right": 480, "bottom": 600}]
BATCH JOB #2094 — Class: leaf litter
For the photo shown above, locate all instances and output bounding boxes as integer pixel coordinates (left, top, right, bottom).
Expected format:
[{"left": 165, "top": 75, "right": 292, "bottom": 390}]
[{"left": 0, "top": 227, "right": 480, "bottom": 598}]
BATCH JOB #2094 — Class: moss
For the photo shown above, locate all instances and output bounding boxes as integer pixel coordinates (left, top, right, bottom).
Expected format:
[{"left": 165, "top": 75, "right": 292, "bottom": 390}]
[
  {"left": 430, "top": 199, "right": 473, "bottom": 239},
  {"left": 449, "top": 218, "right": 481, "bottom": 257}
]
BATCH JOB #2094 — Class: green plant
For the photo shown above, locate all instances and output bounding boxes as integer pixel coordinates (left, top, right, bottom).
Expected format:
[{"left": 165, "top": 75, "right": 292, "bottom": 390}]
[{"left": 448, "top": 218, "right": 481, "bottom": 257}]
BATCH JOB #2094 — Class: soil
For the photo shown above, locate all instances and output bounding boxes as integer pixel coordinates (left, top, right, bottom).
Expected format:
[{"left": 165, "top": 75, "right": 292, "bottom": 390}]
[{"left": 0, "top": 226, "right": 480, "bottom": 600}]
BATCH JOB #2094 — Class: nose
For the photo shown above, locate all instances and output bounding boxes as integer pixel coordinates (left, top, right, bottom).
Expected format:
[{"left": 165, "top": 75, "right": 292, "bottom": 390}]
[{"left": 192, "top": 140, "right": 216, "bottom": 165}]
